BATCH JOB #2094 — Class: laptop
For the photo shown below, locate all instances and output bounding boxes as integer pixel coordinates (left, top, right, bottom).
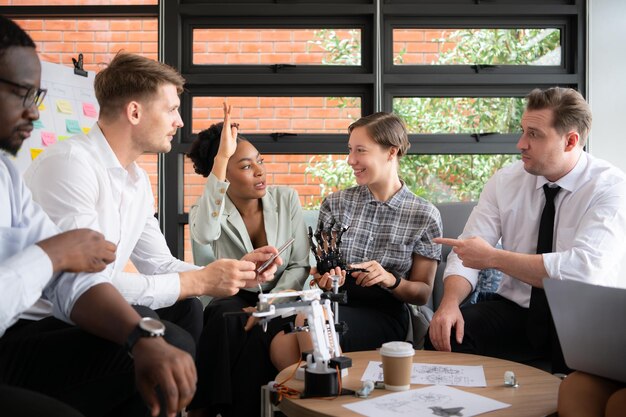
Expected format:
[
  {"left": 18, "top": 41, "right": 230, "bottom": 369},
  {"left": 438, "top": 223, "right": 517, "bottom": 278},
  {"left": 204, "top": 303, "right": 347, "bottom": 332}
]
[{"left": 544, "top": 279, "right": 626, "bottom": 383}]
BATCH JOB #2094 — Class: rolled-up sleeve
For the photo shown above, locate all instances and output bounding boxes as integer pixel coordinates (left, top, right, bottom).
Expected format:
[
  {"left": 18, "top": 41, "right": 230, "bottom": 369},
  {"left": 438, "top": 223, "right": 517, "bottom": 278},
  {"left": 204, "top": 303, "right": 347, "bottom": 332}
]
[{"left": 43, "top": 270, "right": 109, "bottom": 324}]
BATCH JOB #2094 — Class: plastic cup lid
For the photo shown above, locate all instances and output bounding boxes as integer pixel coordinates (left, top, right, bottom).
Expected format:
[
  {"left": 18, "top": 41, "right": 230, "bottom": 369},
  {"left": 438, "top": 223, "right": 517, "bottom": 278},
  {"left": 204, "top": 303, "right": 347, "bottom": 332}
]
[{"left": 380, "top": 341, "right": 415, "bottom": 357}]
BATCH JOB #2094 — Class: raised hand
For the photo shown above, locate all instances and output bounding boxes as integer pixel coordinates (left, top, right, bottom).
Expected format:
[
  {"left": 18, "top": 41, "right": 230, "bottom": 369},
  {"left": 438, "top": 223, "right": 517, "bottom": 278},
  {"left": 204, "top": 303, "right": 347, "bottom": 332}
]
[
  {"left": 37, "top": 228, "right": 116, "bottom": 273},
  {"left": 217, "top": 102, "right": 239, "bottom": 160}
]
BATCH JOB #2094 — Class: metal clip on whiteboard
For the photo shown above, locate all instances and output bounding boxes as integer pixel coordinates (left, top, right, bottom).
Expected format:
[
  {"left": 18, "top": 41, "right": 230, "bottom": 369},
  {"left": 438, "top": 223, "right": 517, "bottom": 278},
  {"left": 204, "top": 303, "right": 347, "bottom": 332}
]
[{"left": 72, "top": 53, "right": 88, "bottom": 77}]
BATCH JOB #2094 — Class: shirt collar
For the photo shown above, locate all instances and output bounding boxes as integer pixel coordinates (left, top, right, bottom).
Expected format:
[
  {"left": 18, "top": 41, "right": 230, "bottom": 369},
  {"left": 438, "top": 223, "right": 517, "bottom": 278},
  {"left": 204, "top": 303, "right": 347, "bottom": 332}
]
[
  {"left": 535, "top": 151, "right": 588, "bottom": 193},
  {"left": 89, "top": 122, "right": 142, "bottom": 180},
  {"left": 361, "top": 181, "right": 410, "bottom": 210}
]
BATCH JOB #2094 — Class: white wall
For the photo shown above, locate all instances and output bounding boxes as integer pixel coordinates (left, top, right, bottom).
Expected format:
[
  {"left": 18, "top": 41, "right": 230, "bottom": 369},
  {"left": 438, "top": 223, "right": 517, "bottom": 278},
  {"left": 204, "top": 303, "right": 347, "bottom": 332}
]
[
  {"left": 588, "top": 0, "right": 626, "bottom": 274},
  {"left": 588, "top": 0, "right": 626, "bottom": 171}
]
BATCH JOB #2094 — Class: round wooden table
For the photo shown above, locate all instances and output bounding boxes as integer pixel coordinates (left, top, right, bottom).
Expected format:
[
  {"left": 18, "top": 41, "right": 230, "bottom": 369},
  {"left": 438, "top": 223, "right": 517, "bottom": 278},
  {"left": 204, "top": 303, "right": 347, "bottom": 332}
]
[{"left": 274, "top": 350, "right": 560, "bottom": 417}]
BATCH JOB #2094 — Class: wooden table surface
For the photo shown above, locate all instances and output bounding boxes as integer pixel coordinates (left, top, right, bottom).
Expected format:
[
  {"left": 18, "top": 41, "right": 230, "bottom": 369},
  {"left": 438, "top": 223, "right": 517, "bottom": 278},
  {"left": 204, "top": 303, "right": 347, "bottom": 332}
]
[{"left": 274, "top": 350, "right": 560, "bottom": 417}]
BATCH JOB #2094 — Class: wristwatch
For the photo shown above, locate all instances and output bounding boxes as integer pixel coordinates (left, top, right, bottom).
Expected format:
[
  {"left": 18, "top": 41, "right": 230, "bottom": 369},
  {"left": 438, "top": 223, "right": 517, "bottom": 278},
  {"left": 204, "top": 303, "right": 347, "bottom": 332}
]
[{"left": 125, "top": 317, "right": 166, "bottom": 354}]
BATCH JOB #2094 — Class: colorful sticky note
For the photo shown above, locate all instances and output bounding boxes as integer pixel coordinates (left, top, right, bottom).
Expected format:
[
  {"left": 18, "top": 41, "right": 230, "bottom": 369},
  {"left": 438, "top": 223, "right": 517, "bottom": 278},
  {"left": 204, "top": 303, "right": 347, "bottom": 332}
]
[
  {"left": 58, "top": 136, "right": 70, "bottom": 141},
  {"left": 81, "top": 127, "right": 91, "bottom": 134},
  {"left": 82, "top": 102, "right": 98, "bottom": 118},
  {"left": 65, "top": 119, "right": 82, "bottom": 134},
  {"left": 30, "top": 148, "right": 43, "bottom": 160},
  {"left": 41, "top": 131, "right": 57, "bottom": 147},
  {"left": 38, "top": 102, "right": 46, "bottom": 111},
  {"left": 33, "top": 119, "right": 44, "bottom": 129},
  {"left": 56, "top": 99, "right": 73, "bottom": 115}
]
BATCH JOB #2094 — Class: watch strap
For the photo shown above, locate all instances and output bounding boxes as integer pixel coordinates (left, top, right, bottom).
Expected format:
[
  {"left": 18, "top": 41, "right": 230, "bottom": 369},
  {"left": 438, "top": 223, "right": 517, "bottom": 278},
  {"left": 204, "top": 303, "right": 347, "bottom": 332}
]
[{"left": 386, "top": 275, "right": 402, "bottom": 291}]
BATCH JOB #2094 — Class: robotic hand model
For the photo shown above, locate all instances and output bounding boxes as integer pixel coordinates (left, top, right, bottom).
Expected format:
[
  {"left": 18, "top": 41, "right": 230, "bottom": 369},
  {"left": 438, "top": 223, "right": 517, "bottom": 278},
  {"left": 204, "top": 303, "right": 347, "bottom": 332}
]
[{"left": 253, "top": 288, "right": 352, "bottom": 397}]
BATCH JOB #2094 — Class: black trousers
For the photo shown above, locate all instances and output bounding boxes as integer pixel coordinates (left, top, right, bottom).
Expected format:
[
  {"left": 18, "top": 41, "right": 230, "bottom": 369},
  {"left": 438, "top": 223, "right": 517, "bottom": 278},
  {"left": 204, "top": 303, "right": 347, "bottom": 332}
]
[
  {"left": 425, "top": 294, "right": 549, "bottom": 367},
  {"left": 188, "top": 291, "right": 292, "bottom": 417},
  {"left": 154, "top": 297, "right": 204, "bottom": 346},
  {"left": 0, "top": 385, "right": 85, "bottom": 417},
  {"left": 0, "top": 306, "right": 196, "bottom": 417}
]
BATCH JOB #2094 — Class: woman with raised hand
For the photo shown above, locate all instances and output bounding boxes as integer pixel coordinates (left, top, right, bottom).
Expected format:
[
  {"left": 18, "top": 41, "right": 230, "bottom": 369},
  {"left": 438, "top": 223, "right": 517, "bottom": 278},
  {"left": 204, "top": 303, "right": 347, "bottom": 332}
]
[{"left": 186, "top": 104, "right": 310, "bottom": 417}]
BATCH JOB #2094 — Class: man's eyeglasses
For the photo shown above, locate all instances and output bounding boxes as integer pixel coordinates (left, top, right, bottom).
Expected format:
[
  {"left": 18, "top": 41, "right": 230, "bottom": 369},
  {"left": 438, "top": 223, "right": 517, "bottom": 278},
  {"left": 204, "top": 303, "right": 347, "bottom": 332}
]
[{"left": 0, "top": 77, "right": 47, "bottom": 108}]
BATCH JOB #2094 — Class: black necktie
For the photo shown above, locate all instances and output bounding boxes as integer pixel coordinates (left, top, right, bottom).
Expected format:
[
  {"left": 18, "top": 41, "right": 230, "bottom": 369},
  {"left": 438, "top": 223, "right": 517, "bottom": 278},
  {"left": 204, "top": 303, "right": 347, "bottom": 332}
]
[{"left": 528, "top": 184, "right": 569, "bottom": 373}]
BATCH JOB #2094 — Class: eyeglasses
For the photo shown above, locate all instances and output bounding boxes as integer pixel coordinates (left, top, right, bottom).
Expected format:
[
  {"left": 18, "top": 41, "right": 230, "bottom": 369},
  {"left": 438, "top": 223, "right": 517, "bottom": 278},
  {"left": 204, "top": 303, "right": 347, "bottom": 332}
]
[{"left": 0, "top": 77, "right": 47, "bottom": 108}]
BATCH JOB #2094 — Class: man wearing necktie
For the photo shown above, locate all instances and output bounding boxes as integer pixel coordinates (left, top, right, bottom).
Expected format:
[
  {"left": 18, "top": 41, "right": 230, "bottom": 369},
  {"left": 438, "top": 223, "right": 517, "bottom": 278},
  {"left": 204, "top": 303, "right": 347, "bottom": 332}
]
[{"left": 426, "top": 87, "right": 626, "bottom": 374}]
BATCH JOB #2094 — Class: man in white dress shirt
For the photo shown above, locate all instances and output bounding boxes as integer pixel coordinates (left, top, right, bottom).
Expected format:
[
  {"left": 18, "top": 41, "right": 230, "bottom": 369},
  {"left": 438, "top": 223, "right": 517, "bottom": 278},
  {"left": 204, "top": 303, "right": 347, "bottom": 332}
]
[
  {"left": 427, "top": 87, "right": 626, "bottom": 373},
  {"left": 0, "top": 16, "right": 196, "bottom": 417},
  {"left": 24, "top": 53, "right": 280, "bottom": 345}
]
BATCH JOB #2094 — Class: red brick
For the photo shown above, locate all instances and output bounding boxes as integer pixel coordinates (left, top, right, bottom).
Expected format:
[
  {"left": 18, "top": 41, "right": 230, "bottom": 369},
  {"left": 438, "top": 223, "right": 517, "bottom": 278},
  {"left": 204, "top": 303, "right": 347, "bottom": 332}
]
[
  {"left": 407, "top": 41, "right": 439, "bottom": 53},
  {"left": 308, "top": 108, "right": 344, "bottom": 118},
  {"left": 44, "top": 20, "right": 76, "bottom": 31},
  {"left": 194, "top": 54, "right": 227, "bottom": 65},
  {"left": 110, "top": 20, "right": 143, "bottom": 31},
  {"left": 260, "top": 30, "right": 293, "bottom": 42},
  {"left": 226, "top": 54, "right": 259, "bottom": 65},
  {"left": 142, "top": 43, "right": 157, "bottom": 54},
  {"left": 258, "top": 119, "right": 290, "bottom": 131},
  {"left": 109, "top": 42, "right": 142, "bottom": 53},
  {"left": 292, "top": 97, "right": 324, "bottom": 107},
  {"left": 274, "top": 173, "right": 306, "bottom": 184},
  {"left": 15, "top": 19, "right": 43, "bottom": 31},
  {"left": 205, "top": 42, "right": 239, "bottom": 53},
  {"left": 142, "top": 20, "right": 158, "bottom": 31},
  {"left": 259, "top": 97, "right": 291, "bottom": 107},
  {"left": 77, "top": 20, "right": 110, "bottom": 31},
  {"left": 424, "top": 30, "right": 445, "bottom": 42},
  {"left": 394, "top": 29, "right": 424, "bottom": 42},
  {"left": 242, "top": 108, "right": 274, "bottom": 119},
  {"left": 274, "top": 42, "right": 306, "bottom": 53},
  {"left": 95, "top": 32, "right": 127, "bottom": 42},
  {"left": 30, "top": 31, "right": 62, "bottom": 42},
  {"left": 128, "top": 32, "right": 157, "bottom": 42},
  {"left": 228, "top": 30, "right": 260, "bottom": 42},
  {"left": 43, "top": 42, "right": 76, "bottom": 53},
  {"left": 275, "top": 108, "right": 307, "bottom": 118}
]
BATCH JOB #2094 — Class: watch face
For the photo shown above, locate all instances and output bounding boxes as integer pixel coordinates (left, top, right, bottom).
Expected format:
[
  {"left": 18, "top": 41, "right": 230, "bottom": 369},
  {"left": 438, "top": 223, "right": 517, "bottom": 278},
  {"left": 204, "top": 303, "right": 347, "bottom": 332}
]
[{"left": 139, "top": 317, "right": 166, "bottom": 335}]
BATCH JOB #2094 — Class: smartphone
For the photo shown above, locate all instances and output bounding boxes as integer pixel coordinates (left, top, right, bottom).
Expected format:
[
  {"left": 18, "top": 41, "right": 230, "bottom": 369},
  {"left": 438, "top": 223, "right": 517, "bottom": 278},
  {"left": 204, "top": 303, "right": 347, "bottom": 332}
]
[{"left": 256, "top": 237, "right": 295, "bottom": 273}]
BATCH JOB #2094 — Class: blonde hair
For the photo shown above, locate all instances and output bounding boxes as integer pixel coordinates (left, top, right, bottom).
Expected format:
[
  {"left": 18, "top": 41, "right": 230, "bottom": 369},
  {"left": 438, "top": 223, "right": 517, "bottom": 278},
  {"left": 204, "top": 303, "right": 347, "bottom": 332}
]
[{"left": 94, "top": 52, "right": 185, "bottom": 119}]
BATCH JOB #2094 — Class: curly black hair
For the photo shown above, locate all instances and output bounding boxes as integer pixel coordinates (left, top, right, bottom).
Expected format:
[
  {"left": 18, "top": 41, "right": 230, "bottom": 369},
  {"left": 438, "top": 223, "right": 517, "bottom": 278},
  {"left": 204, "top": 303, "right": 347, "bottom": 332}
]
[{"left": 187, "top": 122, "right": 247, "bottom": 177}]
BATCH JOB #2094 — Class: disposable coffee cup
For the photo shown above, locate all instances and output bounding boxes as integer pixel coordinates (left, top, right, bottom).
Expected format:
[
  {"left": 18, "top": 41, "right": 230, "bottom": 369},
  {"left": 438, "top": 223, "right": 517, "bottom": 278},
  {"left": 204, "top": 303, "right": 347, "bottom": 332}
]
[{"left": 380, "top": 341, "right": 415, "bottom": 391}]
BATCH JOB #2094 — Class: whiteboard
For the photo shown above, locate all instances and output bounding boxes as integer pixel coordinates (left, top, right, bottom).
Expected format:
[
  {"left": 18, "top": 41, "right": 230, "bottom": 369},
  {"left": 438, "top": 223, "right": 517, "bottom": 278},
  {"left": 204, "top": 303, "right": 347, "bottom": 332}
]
[{"left": 12, "top": 60, "right": 100, "bottom": 173}]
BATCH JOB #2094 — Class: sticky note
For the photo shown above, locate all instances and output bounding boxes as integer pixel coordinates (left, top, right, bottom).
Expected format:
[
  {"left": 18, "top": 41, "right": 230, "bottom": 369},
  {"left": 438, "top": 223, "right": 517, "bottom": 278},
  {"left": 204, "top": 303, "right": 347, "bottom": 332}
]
[
  {"left": 41, "top": 131, "right": 57, "bottom": 147},
  {"left": 81, "top": 127, "right": 91, "bottom": 134},
  {"left": 56, "top": 99, "right": 73, "bottom": 115},
  {"left": 65, "top": 119, "right": 82, "bottom": 134},
  {"left": 30, "top": 148, "right": 43, "bottom": 160},
  {"left": 58, "top": 136, "right": 70, "bottom": 141},
  {"left": 33, "top": 119, "right": 44, "bottom": 129},
  {"left": 82, "top": 102, "right": 97, "bottom": 118},
  {"left": 38, "top": 102, "right": 46, "bottom": 111}
]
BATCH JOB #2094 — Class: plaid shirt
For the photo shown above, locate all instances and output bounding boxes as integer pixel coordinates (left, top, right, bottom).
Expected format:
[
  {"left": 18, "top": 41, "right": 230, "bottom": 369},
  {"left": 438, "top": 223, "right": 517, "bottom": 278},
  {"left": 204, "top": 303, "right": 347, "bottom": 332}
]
[{"left": 318, "top": 184, "right": 442, "bottom": 280}]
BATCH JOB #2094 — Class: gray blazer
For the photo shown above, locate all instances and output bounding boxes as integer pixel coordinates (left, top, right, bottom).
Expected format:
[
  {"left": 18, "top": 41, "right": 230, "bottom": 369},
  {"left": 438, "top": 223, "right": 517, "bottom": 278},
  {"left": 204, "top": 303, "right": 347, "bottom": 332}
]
[{"left": 189, "top": 173, "right": 310, "bottom": 293}]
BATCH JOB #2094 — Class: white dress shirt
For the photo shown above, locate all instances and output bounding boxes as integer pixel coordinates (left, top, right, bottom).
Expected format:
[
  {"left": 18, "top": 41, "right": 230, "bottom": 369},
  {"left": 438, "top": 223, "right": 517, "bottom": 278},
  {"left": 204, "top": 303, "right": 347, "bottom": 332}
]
[
  {"left": 444, "top": 152, "right": 626, "bottom": 308},
  {"left": 24, "top": 124, "right": 199, "bottom": 309},
  {"left": 1, "top": 153, "right": 108, "bottom": 335}
]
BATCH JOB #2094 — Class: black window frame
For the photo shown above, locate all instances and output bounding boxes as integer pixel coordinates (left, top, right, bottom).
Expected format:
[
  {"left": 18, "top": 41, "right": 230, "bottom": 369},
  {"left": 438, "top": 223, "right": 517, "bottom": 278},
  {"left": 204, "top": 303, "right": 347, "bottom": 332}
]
[{"left": 3, "top": 1, "right": 585, "bottom": 259}]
